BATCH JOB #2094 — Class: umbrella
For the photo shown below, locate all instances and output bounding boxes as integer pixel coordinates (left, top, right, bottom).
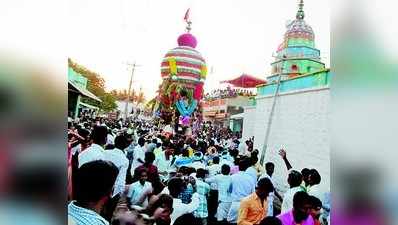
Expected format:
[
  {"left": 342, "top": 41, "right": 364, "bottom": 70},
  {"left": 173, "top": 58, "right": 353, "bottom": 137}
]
[{"left": 220, "top": 74, "right": 266, "bottom": 88}]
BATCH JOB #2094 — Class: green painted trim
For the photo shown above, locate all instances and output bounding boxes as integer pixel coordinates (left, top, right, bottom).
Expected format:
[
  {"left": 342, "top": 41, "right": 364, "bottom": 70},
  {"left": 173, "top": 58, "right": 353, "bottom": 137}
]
[
  {"left": 256, "top": 69, "right": 331, "bottom": 96},
  {"left": 271, "top": 58, "right": 325, "bottom": 65},
  {"left": 257, "top": 68, "right": 330, "bottom": 88}
]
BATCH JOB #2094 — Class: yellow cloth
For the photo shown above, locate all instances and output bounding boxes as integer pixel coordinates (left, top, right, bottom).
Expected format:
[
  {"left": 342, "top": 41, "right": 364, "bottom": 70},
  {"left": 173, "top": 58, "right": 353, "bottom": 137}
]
[
  {"left": 200, "top": 65, "right": 207, "bottom": 79},
  {"left": 169, "top": 58, "right": 177, "bottom": 75},
  {"left": 238, "top": 192, "right": 268, "bottom": 225},
  {"left": 188, "top": 147, "right": 194, "bottom": 157}
]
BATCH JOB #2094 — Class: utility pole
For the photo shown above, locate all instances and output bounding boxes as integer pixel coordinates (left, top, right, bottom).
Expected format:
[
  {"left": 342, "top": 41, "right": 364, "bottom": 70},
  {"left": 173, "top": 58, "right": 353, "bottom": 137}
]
[
  {"left": 259, "top": 55, "right": 286, "bottom": 165},
  {"left": 124, "top": 61, "right": 141, "bottom": 121}
]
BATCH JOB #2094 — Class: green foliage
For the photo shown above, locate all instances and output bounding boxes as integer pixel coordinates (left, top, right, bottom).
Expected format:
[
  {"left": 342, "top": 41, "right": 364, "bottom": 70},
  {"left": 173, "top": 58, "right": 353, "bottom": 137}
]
[
  {"left": 136, "top": 90, "right": 146, "bottom": 104},
  {"left": 68, "top": 58, "right": 105, "bottom": 97},
  {"left": 100, "top": 92, "right": 118, "bottom": 112},
  {"left": 69, "top": 58, "right": 117, "bottom": 112},
  {"left": 109, "top": 88, "right": 146, "bottom": 104}
]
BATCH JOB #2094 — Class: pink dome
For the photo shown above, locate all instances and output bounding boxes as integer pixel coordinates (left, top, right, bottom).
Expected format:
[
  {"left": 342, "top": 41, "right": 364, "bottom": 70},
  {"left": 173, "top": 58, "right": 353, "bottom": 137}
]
[{"left": 177, "top": 33, "right": 197, "bottom": 48}]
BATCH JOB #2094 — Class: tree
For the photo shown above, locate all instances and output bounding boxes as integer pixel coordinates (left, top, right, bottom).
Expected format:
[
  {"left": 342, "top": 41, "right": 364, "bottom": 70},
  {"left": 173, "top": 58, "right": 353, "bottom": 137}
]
[
  {"left": 131, "top": 89, "right": 137, "bottom": 102},
  {"left": 122, "top": 89, "right": 128, "bottom": 100},
  {"left": 137, "top": 89, "right": 146, "bottom": 104},
  {"left": 110, "top": 89, "right": 118, "bottom": 97},
  {"left": 68, "top": 58, "right": 105, "bottom": 97},
  {"left": 100, "top": 92, "right": 118, "bottom": 113},
  {"left": 69, "top": 58, "right": 117, "bottom": 112}
]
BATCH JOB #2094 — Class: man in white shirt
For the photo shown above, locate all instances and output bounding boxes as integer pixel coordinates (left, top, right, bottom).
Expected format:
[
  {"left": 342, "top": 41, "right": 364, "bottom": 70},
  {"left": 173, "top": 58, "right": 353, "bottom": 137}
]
[
  {"left": 307, "top": 169, "right": 323, "bottom": 199},
  {"left": 127, "top": 169, "right": 153, "bottom": 208},
  {"left": 106, "top": 128, "right": 115, "bottom": 146},
  {"left": 154, "top": 146, "right": 175, "bottom": 181},
  {"left": 78, "top": 126, "right": 108, "bottom": 168},
  {"left": 227, "top": 157, "right": 255, "bottom": 224},
  {"left": 104, "top": 135, "right": 129, "bottom": 197},
  {"left": 70, "top": 128, "right": 91, "bottom": 156},
  {"left": 167, "top": 177, "right": 200, "bottom": 224},
  {"left": 205, "top": 164, "right": 233, "bottom": 222},
  {"left": 238, "top": 140, "right": 248, "bottom": 156},
  {"left": 281, "top": 170, "right": 305, "bottom": 213},
  {"left": 259, "top": 162, "right": 283, "bottom": 216},
  {"left": 220, "top": 151, "right": 234, "bottom": 168},
  {"left": 68, "top": 160, "right": 119, "bottom": 225},
  {"left": 307, "top": 168, "right": 329, "bottom": 220},
  {"left": 131, "top": 137, "right": 146, "bottom": 177},
  {"left": 207, "top": 156, "right": 221, "bottom": 177}
]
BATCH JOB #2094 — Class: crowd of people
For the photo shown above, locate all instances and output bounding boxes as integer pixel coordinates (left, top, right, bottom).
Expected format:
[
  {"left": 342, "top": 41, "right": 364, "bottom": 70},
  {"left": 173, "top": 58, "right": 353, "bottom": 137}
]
[
  {"left": 204, "top": 87, "right": 255, "bottom": 101},
  {"left": 67, "top": 116, "right": 330, "bottom": 225}
]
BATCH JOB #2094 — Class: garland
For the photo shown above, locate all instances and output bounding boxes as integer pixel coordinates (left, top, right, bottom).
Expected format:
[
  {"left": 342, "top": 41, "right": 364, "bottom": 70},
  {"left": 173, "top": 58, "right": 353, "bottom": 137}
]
[{"left": 175, "top": 99, "right": 197, "bottom": 116}]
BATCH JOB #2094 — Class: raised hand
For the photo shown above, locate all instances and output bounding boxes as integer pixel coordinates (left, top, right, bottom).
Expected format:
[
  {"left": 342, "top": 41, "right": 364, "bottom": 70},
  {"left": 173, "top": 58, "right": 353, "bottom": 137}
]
[
  {"left": 278, "top": 149, "right": 287, "bottom": 159},
  {"left": 279, "top": 148, "right": 292, "bottom": 170}
]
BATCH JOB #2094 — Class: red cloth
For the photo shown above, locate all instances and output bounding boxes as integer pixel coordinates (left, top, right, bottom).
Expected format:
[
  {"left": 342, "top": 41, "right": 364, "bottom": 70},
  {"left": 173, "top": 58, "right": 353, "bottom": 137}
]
[{"left": 221, "top": 74, "right": 266, "bottom": 88}]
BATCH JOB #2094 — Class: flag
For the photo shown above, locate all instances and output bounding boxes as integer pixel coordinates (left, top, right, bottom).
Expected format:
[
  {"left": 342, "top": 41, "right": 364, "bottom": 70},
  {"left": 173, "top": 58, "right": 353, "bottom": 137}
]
[
  {"left": 277, "top": 41, "right": 285, "bottom": 52},
  {"left": 184, "top": 8, "right": 190, "bottom": 22}
]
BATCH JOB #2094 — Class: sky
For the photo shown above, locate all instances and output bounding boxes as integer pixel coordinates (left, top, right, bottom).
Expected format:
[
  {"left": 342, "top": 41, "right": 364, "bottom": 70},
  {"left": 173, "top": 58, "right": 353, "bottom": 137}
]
[{"left": 69, "top": 0, "right": 330, "bottom": 99}]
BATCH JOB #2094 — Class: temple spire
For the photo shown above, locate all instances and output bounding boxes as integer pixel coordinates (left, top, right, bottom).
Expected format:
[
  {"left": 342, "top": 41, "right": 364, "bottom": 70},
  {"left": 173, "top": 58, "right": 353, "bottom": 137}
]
[
  {"left": 296, "top": 0, "right": 305, "bottom": 20},
  {"left": 184, "top": 8, "right": 192, "bottom": 32},
  {"left": 186, "top": 21, "right": 192, "bottom": 33}
]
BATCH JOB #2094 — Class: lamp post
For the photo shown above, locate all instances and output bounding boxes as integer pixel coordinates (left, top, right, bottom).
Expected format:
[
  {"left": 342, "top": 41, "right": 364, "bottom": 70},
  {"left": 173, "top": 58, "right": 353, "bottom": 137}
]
[
  {"left": 124, "top": 61, "right": 141, "bottom": 121},
  {"left": 259, "top": 55, "right": 287, "bottom": 165}
]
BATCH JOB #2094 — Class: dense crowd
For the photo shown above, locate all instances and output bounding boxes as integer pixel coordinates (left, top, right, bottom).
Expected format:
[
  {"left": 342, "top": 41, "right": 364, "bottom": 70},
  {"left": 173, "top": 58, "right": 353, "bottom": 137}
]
[
  {"left": 67, "top": 116, "right": 330, "bottom": 225},
  {"left": 204, "top": 88, "right": 255, "bottom": 101}
]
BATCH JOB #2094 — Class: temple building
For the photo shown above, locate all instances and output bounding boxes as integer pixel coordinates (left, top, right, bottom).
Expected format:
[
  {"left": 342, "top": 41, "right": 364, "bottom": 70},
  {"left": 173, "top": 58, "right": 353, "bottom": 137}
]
[{"left": 242, "top": 0, "right": 330, "bottom": 193}]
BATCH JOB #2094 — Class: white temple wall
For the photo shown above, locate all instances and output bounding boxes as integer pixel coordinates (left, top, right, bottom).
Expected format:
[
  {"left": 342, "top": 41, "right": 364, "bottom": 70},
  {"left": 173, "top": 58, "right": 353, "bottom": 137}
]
[
  {"left": 251, "top": 87, "right": 330, "bottom": 193},
  {"left": 242, "top": 106, "right": 256, "bottom": 141}
]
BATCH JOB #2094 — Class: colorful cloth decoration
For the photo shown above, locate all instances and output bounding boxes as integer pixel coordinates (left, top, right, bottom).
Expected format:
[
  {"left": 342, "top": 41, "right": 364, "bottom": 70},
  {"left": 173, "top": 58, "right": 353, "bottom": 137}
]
[
  {"left": 200, "top": 65, "right": 207, "bottom": 79},
  {"left": 180, "top": 115, "right": 191, "bottom": 126},
  {"left": 161, "top": 46, "right": 206, "bottom": 83},
  {"left": 168, "top": 57, "right": 177, "bottom": 75},
  {"left": 175, "top": 99, "right": 197, "bottom": 116},
  {"left": 193, "top": 83, "right": 203, "bottom": 100},
  {"left": 156, "top": 18, "right": 207, "bottom": 126},
  {"left": 177, "top": 33, "right": 197, "bottom": 48}
]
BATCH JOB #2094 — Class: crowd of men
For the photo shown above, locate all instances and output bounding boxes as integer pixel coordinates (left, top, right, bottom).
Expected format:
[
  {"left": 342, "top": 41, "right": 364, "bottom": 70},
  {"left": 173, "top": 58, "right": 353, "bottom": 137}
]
[
  {"left": 204, "top": 87, "right": 255, "bottom": 101},
  {"left": 67, "top": 116, "right": 330, "bottom": 225}
]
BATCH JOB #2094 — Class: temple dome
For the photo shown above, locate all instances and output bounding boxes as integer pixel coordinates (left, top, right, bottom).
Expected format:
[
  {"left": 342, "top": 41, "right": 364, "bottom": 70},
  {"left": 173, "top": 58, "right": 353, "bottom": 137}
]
[{"left": 285, "top": 18, "right": 314, "bottom": 40}]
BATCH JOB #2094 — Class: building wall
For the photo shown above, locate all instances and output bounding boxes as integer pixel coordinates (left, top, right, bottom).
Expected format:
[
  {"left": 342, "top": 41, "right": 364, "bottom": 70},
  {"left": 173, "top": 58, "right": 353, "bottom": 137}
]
[
  {"left": 252, "top": 87, "right": 330, "bottom": 193},
  {"left": 242, "top": 106, "right": 256, "bottom": 141},
  {"left": 116, "top": 101, "right": 145, "bottom": 118},
  {"left": 225, "top": 96, "right": 252, "bottom": 107}
]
